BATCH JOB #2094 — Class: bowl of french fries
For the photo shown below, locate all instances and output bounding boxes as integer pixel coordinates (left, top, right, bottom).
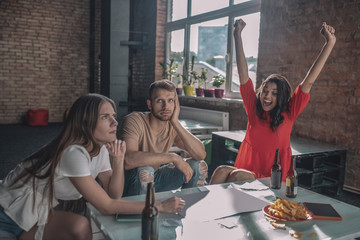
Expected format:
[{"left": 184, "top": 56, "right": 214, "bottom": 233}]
[{"left": 263, "top": 199, "right": 313, "bottom": 221}]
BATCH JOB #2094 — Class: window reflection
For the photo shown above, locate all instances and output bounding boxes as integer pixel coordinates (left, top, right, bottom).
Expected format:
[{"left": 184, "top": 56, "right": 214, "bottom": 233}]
[{"left": 190, "top": 18, "right": 228, "bottom": 89}]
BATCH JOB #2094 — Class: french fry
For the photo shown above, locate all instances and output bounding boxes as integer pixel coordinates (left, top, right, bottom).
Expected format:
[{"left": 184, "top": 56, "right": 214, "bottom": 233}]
[
  {"left": 267, "top": 199, "right": 309, "bottom": 221},
  {"left": 289, "top": 230, "right": 304, "bottom": 239}
]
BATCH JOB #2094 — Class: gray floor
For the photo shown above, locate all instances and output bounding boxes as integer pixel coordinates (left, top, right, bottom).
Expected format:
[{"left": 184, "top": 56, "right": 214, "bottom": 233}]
[
  {"left": 1, "top": 123, "right": 359, "bottom": 209},
  {"left": 0, "top": 123, "right": 63, "bottom": 179}
]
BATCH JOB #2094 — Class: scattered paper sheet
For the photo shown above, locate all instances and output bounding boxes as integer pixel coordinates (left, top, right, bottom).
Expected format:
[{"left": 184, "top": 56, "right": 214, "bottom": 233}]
[
  {"left": 176, "top": 187, "right": 269, "bottom": 222},
  {"left": 229, "top": 180, "right": 276, "bottom": 203},
  {"left": 231, "top": 180, "right": 270, "bottom": 191}
]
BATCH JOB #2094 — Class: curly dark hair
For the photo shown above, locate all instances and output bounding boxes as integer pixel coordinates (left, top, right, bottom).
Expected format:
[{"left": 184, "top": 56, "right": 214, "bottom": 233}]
[{"left": 256, "top": 74, "right": 293, "bottom": 131}]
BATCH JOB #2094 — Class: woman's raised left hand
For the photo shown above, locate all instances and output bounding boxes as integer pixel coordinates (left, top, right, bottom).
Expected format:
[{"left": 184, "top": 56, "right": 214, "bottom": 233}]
[{"left": 321, "top": 22, "right": 336, "bottom": 44}]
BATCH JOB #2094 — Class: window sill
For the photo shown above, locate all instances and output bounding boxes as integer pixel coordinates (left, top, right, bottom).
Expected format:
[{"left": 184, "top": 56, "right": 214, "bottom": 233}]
[{"left": 178, "top": 95, "right": 243, "bottom": 104}]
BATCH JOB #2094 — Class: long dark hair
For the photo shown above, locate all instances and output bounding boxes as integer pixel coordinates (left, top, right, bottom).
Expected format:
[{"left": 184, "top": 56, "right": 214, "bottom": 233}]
[
  {"left": 10, "top": 93, "right": 116, "bottom": 211},
  {"left": 256, "top": 74, "right": 293, "bottom": 131}
]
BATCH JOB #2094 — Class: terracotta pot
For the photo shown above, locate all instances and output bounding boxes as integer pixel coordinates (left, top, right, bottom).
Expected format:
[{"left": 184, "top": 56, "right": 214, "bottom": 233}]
[
  {"left": 176, "top": 88, "right": 182, "bottom": 95},
  {"left": 183, "top": 85, "right": 195, "bottom": 96},
  {"left": 195, "top": 88, "right": 204, "bottom": 97},
  {"left": 204, "top": 89, "right": 215, "bottom": 97},
  {"left": 215, "top": 89, "right": 224, "bottom": 98}
]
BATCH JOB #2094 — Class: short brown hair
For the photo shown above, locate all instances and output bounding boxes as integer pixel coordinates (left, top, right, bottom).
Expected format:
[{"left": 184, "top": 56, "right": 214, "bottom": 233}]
[{"left": 148, "top": 79, "right": 176, "bottom": 100}]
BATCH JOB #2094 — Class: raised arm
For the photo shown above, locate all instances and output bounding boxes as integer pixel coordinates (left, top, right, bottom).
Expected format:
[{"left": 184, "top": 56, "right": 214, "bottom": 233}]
[
  {"left": 300, "top": 22, "right": 336, "bottom": 93},
  {"left": 96, "top": 139, "right": 126, "bottom": 199},
  {"left": 123, "top": 136, "right": 182, "bottom": 170},
  {"left": 170, "top": 92, "right": 206, "bottom": 161},
  {"left": 233, "top": 19, "right": 250, "bottom": 85}
]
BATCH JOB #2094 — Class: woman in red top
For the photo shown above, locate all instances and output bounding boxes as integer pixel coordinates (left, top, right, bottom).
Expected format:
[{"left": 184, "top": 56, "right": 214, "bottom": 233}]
[{"left": 209, "top": 18, "right": 336, "bottom": 184}]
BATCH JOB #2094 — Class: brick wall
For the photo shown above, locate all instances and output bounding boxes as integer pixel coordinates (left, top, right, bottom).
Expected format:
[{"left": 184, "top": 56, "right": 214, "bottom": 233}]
[
  {"left": 0, "top": 0, "right": 91, "bottom": 123},
  {"left": 258, "top": 0, "right": 360, "bottom": 190},
  {"left": 155, "top": 0, "right": 167, "bottom": 83}
]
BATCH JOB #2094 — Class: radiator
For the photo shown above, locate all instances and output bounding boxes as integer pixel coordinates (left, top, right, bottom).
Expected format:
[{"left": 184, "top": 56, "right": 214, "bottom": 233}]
[{"left": 179, "top": 106, "right": 229, "bottom": 139}]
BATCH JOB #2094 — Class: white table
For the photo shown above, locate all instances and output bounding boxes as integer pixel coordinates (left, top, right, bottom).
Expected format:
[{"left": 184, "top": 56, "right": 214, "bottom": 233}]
[{"left": 87, "top": 178, "right": 360, "bottom": 240}]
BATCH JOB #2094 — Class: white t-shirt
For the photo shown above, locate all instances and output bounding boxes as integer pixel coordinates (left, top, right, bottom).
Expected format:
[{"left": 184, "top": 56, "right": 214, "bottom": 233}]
[
  {"left": 0, "top": 145, "right": 111, "bottom": 237},
  {"left": 55, "top": 145, "right": 111, "bottom": 200}
]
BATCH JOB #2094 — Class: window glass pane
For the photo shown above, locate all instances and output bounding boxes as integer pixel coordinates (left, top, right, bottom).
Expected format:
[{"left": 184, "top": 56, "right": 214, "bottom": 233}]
[
  {"left": 170, "top": 0, "right": 187, "bottom": 21},
  {"left": 190, "top": 17, "right": 228, "bottom": 89},
  {"left": 233, "top": 0, "right": 252, "bottom": 4},
  {"left": 168, "top": 30, "right": 184, "bottom": 86},
  {"left": 191, "top": 0, "right": 228, "bottom": 16},
  {"left": 232, "top": 12, "right": 260, "bottom": 91}
]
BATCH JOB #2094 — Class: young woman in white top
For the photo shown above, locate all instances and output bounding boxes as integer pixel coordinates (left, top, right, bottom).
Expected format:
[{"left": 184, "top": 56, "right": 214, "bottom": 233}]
[{"left": 0, "top": 93, "right": 185, "bottom": 240}]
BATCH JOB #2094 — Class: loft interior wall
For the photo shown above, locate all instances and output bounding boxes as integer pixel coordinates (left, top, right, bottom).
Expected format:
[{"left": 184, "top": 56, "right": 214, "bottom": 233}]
[
  {"left": 257, "top": 0, "right": 360, "bottom": 193},
  {"left": 0, "top": 0, "right": 92, "bottom": 123},
  {"left": 109, "top": 0, "right": 130, "bottom": 121}
]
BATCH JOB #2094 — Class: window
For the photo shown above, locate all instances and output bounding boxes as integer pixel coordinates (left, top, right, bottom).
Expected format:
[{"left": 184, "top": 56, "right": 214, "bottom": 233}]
[
  {"left": 167, "top": 29, "right": 184, "bottom": 87},
  {"left": 166, "top": 0, "right": 261, "bottom": 98},
  {"left": 190, "top": 17, "right": 228, "bottom": 89},
  {"left": 191, "top": 0, "right": 228, "bottom": 16},
  {"left": 171, "top": 0, "right": 187, "bottom": 21}
]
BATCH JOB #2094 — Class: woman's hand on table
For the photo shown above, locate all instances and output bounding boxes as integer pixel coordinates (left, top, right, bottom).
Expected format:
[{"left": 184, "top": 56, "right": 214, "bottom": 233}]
[{"left": 156, "top": 196, "right": 185, "bottom": 213}]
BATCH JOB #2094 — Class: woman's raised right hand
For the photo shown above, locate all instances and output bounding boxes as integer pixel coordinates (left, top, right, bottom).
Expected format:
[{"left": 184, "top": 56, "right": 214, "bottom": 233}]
[{"left": 233, "top": 18, "right": 246, "bottom": 38}]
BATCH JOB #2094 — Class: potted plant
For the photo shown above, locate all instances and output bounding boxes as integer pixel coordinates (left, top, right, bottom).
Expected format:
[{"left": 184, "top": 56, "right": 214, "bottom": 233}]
[
  {"left": 160, "top": 59, "right": 182, "bottom": 94},
  {"left": 204, "top": 88, "right": 215, "bottom": 97},
  {"left": 195, "top": 68, "right": 208, "bottom": 97},
  {"left": 203, "top": 73, "right": 214, "bottom": 97},
  {"left": 182, "top": 56, "right": 196, "bottom": 96},
  {"left": 182, "top": 74, "right": 194, "bottom": 96},
  {"left": 212, "top": 74, "right": 225, "bottom": 98}
]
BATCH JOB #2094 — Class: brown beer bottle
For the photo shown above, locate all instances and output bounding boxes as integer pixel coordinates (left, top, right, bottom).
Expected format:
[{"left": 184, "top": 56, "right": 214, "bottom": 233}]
[
  {"left": 141, "top": 182, "right": 158, "bottom": 240},
  {"left": 270, "top": 149, "right": 282, "bottom": 189},
  {"left": 286, "top": 156, "right": 298, "bottom": 198}
]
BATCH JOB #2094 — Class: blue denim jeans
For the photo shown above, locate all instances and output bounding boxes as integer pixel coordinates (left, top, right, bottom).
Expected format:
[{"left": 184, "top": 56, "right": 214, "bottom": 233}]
[
  {"left": 0, "top": 205, "right": 23, "bottom": 239},
  {"left": 124, "top": 159, "right": 207, "bottom": 196}
]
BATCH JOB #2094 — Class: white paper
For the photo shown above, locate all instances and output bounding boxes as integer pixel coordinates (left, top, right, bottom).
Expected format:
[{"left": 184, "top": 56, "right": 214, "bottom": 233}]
[
  {"left": 178, "top": 187, "right": 268, "bottom": 222},
  {"left": 232, "top": 181, "right": 269, "bottom": 191}
]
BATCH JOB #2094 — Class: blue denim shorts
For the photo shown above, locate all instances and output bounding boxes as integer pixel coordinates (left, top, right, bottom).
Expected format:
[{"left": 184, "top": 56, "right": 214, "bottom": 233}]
[{"left": 0, "top": 205, "right": 23, "bottom": 239}]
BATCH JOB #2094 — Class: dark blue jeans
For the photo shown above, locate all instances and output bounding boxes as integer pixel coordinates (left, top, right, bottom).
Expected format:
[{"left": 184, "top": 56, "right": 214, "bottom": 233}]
[
  {"left": 0, "top": 205, "right": 23, "bottom": 239},
  {"left": 124, "top": 159, "right": 206, "bottom": 196}
]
